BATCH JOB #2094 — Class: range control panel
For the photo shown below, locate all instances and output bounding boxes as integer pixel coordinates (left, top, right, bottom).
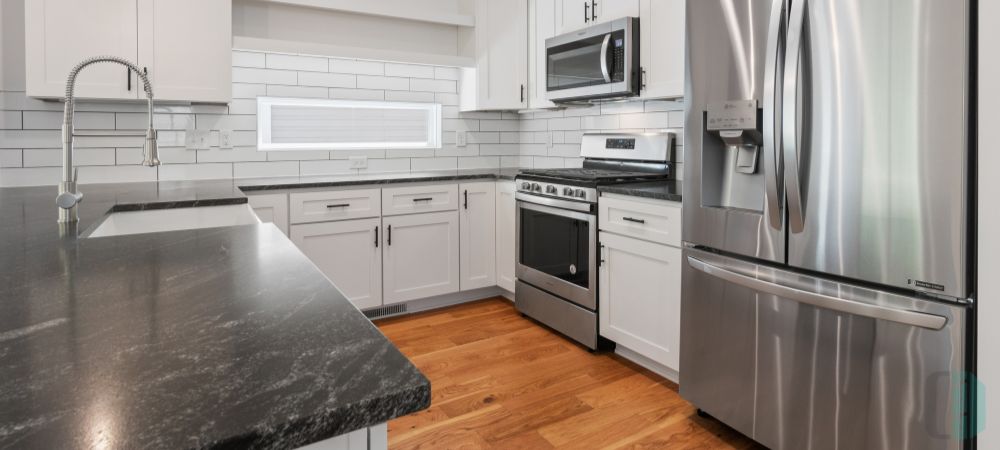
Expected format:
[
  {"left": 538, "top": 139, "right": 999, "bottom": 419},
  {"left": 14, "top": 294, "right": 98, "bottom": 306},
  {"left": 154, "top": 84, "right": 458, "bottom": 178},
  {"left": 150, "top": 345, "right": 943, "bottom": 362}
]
[
  {"left": 515, "top": 179, "right": 598, "bottom": 203},
  {"left": 605, "top": 138, "right": 636, "bottom": 150}
]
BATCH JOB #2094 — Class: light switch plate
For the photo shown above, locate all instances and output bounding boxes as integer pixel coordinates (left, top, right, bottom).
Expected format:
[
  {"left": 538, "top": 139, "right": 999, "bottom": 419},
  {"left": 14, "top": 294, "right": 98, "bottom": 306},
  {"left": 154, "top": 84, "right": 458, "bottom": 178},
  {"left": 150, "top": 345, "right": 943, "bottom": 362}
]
[
  {"left": 456, "top": 130, "right": 468, "bottom": 147},
  {"left": 349, "top": 156, "right": 368, "bottom": 169},
  {"left": 219, "top": 130, "right": 234, "bottom": 149}
]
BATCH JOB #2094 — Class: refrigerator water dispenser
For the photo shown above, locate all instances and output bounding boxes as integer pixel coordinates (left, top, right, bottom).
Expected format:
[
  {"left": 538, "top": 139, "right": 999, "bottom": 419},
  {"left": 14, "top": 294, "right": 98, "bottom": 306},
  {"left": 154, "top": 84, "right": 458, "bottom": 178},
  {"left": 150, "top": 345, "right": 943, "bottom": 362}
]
[{"left": 700, "top": 99, "right": 765, "bottom": 211}]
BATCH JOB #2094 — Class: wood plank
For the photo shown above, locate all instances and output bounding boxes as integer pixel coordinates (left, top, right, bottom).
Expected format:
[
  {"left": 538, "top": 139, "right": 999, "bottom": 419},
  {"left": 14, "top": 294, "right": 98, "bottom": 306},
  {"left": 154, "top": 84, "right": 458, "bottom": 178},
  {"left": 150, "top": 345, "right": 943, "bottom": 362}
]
[{"left": 377, "top": 297, "right": 760, "bottom": 450}]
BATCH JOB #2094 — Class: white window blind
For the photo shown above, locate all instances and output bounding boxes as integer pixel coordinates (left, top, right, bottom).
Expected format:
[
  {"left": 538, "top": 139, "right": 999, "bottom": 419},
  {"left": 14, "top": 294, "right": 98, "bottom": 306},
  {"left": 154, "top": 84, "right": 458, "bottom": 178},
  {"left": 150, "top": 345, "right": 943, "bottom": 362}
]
[{"left": 257, "top": 97, "right": 441, "bottom": 151}]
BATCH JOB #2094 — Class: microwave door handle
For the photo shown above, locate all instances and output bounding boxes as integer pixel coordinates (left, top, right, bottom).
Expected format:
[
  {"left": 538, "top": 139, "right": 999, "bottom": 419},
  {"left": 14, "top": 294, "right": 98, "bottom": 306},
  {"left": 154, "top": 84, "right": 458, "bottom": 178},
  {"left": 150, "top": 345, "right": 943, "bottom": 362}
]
[
  {"left": 782, "top": 0, "right": 807, "bottom": 233},
  {"left": 600, "top": 34, "right": 612, "bottom": 83},
  {"left": 762, "top": 0, "right": 786, "bottom": 230}
]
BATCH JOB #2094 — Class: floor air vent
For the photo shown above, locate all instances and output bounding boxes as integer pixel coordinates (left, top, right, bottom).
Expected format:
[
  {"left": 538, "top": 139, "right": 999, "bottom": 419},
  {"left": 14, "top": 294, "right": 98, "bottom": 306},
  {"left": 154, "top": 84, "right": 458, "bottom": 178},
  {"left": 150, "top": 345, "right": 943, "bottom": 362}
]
[{"left": 364, "top": 303, "right": 407, "bottom": 320}]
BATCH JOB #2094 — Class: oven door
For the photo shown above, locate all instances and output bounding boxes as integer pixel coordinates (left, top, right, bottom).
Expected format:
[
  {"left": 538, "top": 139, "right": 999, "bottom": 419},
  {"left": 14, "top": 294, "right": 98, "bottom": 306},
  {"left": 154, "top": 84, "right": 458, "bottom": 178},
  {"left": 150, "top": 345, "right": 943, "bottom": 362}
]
[
  {"left": 515, "top": 194, "right": 597, "bottom": 310},
  {"left": 545, "top": 18, "right": 636, "bottom": 102}
]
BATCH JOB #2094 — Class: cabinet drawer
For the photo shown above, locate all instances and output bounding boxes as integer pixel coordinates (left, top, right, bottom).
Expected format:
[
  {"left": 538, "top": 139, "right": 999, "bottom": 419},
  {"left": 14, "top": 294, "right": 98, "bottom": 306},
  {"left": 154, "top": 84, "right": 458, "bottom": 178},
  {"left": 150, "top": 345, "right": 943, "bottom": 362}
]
[
  {"left": 290, "top": 189, "right": 381, "bottom": 224},
  {"left": 381, "top": 184, "right": 459, "bottom": 216},
  {"left": 598, "top": 195, "right": 681, "bottom": 247}
]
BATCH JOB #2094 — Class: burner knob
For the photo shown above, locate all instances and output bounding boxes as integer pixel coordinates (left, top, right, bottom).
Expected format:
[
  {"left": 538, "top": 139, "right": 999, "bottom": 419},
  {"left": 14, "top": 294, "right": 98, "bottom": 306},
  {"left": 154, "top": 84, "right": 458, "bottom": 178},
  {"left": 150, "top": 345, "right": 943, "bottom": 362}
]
[
  {"left": 546, "top": 185, "right": 558, "bottom": 194},
  {"left": 520, "top": 182, "right": 531, "bottom": 190},
  {"left": 563, "top": 187, "right": 574, "bottom": 196},
  {"left": 574, "top": 189, "right": 587, "bottom": 199},
  {"left": 531, "top": 183, "right": 542, "bottom": 192}
]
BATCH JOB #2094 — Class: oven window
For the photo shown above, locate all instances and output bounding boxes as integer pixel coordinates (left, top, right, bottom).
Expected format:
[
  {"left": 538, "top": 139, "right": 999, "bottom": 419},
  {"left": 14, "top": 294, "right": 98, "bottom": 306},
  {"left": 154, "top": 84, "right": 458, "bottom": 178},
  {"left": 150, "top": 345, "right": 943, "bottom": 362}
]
[
  {"left": 547, "top": 34, "right": 608, "bottom": 92},
  {"left": 520, "top": 208, "right": 590, "bottom": 289}
]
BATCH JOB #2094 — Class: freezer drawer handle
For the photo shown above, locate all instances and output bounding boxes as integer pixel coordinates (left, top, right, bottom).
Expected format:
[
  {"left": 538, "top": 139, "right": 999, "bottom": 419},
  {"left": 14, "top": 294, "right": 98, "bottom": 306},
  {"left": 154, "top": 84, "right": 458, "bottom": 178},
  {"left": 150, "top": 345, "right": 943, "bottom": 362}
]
[{"left": 686, "top": 256, "right": 948, "bottom": 330}]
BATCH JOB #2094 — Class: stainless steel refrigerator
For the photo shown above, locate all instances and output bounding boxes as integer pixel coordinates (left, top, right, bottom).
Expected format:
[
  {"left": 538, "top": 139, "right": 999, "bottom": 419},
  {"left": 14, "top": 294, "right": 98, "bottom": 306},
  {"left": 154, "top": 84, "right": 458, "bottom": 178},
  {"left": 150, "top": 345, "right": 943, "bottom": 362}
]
[{"left": 680, "top": 0, "right": 974, "bottom": 449}]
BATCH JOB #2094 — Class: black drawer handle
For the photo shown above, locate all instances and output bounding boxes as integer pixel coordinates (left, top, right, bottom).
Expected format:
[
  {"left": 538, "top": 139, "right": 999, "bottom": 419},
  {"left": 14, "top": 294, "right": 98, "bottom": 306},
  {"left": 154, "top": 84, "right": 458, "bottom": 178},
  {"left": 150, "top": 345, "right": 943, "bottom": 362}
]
[
  {"left": 412, "top": 197, "right": 433, "bottom": 202},
  {"left": 387, "top": 225, "right": 392, "bottom": 246},
  {"left": 374, "top": 226, "right": 379, "bottom": 248},
  {"left": 326, "top": 203, "right": 350, "bottom": 208},
  {"left": 622, "top": 217, "right": 646, "bottom": 224}
]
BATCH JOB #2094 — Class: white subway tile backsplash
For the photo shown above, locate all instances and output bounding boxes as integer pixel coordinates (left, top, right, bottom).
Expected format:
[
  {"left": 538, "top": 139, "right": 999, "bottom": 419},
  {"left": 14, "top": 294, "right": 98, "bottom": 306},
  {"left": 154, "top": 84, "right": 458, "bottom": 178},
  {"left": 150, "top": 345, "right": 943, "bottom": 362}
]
[
  {"left": 434, "top": 67, "right": 460, "bottom": 80},
  {"left": 297, "top": 72, "right": 357, "bottom": 88},
  {"left": 385, "top": 63, "right": 435, "bottom": 79},
  {"left": 23, "top": 111, "right": 114, "bottom": 130},
  {"left": 266, "top": 53, "right": 328, "bottom": 72},
  {"left": 457, "top": 156, "right": 500, "bottom": 169},
  {"left": 266, "top": 85, "right": 329, "bottom": 98},
  {"left": 0, "top": 167, "right": 61, "bottom": 187},
  {"left": 328, "top": 88, "right": 385, "bottom": 100},
  {"left": 159, "top": 163, "right": 233, "bottom": 181},
  {"left": 409, "top": 78, "right": 457, "bottom": 93},
  {"left": 78, "top": 165, "right": 158, "bottom": 184},
  {"left": 197, "top": 147, "right": 267, "bottom": 163},
  {"left": 518, "top": 144, "right": 548, "bottom": 156},
  {"left": 116, "top": 113, "right": 193, "bottom": 131},
  {"left": 385, "top": 91, "right": 435, "bottom": 102},
  {"left": 0, "top": 150, "right": 21, "bottom": 167},
  {"left": 23, "top": 148, "right": 115, "bottom": 167},
  {"left": 228, "top": 99, "right": 259, "bottom": 115},
  {"left": 435, "top": 93, "right": 460, "bottom": 106},
  {"left": 600, "top": 102, "right": 645, "bottom": 115},
  {"left": 0, "top": 130, "right": 59, "bottom": 148},
  {"left": 357, "top": 75, "right": 409, "bottom": 91},
  {"left": 329, "top": 58, "right": 384, "bottom": 75},
  {"left": 581, "top": 115, "right": 620, "bottom": 130},
  {"left": 298, "top": 159, "right": 354, "bottom": 176},
  {"left": 500, "top": 156, "right": 532, "bottom": 168},
  {"left": 234, "top": 161, "right": 299, "bottom": 178},
  {"left": 443, "top": 119, "right": 480, "bottom": 132},
  {"left": 266, "top": 150, "right": 329, "bottom": 161},
  {"left": 548, "top": 117, "right": 581, "bottom": 131},
  {"left": 410, "top": 157, "right": 457, "bottom": 171},
  {"left": 435, "top": 144, "right": 480, "bottom": 157},
  {"left": 232, "top": 83, "right": 267, "bottom": 99},
  {"left": 232, "top": 67, "right": 298, "bottom": 85},
  {"left": 548, "top": 144, "right": 582, "bottom": 158},
  {"left": 480, "top": 144, "right": 521, "bottom": 156},
  {"left": 196, "top": 114, "right": 257, "bottom": 131},
  {"left": 1, "top": 111, "right": 21, "bottom": 129},
  {"left": 480, "top": 120, "right": 519, "bottom": 132},
  {"left": 532, "top": 157, "right": 566, "bottom": 168},
  {"left": 619, "top": 112, "right": 671, "bottom": 129},
  {"left": 467, "top": 132, "right": 500, "bottom": 144},
  {"left": 364, "top": 158, "right": 410, "bottom": 173},
  {"left": 233, "top": 51, "right": 265, "bottom": 68}
]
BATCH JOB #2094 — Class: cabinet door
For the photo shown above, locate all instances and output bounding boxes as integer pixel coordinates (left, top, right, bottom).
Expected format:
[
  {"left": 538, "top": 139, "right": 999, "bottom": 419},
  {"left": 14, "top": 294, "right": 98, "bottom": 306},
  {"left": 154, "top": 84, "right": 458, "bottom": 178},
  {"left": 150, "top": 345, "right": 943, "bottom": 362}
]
[
  {"left": 291, "top": 218, "right": 383, "bottom": 310},
  {"left": 528, "top": 0, "right": 558, "bottom": 109},
  {"left": 137, "top": 0, "right": 232, "bottom": 103},
  {"left": 556, "top": 0, "right": 590, "bottom": 34},
  {"left": 25, "top": 0, "right": 139, "bottom": 99},
  {"left": 594, "top": 0, "right": 639, "bottom": 23},
  {"left": 383, "top": 211, "right": 460, "bottom": 304},
  {"left": 460, "top": 182, "right": 497, "bottom": 290},
  {"left": 475, "top": 0, "right": 528, "bottom": 109},
  {"left": 598, "top": 232, "right": 682, "bottom": 371},
  {"left": 247, "top": 193, "right": 289, "bottom": 236},
  {"left": 495, "top": 181, "right": 517, "bottom": 292},
  {"left": 639, "top": 0, "right": 685, "bottom": 99}
]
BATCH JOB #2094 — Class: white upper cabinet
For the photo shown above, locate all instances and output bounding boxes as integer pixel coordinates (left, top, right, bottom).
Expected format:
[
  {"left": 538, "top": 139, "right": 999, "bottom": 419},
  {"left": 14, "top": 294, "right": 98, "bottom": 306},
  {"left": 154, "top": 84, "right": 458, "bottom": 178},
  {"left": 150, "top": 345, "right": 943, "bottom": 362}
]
[
  {"left": 472, "top": 0, "right": 528, "bottom": 110},
  {"left": 25, "top": 0, "right": 139, "bottom": 100},
  {"left": 556, "top": 0, "right": 638, "bottom": 34},
  {"left": 459, "top": 182, "right": 497, "bottom": 291},
  {"left": 25, "top": 0, "right": 232, "bottom": 103},
  {"left": 638, "top": 0, "right": 684, "bottom": 99},
  {"left": 136, "top": 0, "right": 232, "bottom": 103},
  {"left": 527, "top": 0, "right": 557, "bottom": 109}
]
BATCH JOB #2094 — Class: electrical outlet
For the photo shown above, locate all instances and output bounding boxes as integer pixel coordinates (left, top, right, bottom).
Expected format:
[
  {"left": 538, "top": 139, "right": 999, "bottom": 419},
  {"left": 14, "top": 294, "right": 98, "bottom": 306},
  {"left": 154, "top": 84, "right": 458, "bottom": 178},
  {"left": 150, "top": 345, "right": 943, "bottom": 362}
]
[
  {"left": 349, "top": 156, "right": 368, "bottom": 169},
  {"left": 456, "top": 130, "right": 468, "bottom": 147},
  {"left": 219, "top": 130, "right": 234, "bottom": 149},
  {"left": 185, "top": 129, "right": 210, "bottom": 150}
]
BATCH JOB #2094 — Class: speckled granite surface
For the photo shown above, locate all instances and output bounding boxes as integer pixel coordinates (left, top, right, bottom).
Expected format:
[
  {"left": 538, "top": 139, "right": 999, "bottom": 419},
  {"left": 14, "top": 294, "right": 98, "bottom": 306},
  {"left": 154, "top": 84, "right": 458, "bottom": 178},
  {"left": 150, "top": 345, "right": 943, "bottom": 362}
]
[
  {"left": 0, "top": 172, "right": 538, "bottom": 448},
  {"left": 598, "top": 180, "right": 683, "bottom": 202}
]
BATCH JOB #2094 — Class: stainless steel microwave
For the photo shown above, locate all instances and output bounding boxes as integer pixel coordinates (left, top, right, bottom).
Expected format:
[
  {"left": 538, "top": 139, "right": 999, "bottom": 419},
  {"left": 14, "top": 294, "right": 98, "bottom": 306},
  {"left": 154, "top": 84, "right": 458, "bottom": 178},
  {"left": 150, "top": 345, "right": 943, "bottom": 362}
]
[{"left": 545, "top": 17, "right": 639, "bottom": 103}]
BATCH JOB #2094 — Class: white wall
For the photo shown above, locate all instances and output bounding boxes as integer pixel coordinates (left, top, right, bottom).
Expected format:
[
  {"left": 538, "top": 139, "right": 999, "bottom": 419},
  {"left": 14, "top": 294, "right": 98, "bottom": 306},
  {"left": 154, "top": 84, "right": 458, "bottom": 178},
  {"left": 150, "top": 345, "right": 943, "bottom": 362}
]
[{"left": 979, "top": 0, "right": 998, "bottom": 446}]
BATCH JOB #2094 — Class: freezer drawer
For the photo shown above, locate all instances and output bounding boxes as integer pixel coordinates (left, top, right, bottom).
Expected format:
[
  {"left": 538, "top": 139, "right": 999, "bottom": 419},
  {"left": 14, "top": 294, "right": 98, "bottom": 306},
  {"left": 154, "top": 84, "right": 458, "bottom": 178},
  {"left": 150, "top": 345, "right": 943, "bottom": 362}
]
[{"left": 680, "top": 247, "right": 967, "bottom": 450}]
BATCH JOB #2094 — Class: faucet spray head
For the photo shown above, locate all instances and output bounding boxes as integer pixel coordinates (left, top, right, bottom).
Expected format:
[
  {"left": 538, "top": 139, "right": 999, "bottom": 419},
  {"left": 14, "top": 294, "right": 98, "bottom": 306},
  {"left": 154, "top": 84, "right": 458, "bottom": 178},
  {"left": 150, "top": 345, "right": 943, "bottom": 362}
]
[{"left": 142, "top": 128, "right": 159, "bottom": 166}]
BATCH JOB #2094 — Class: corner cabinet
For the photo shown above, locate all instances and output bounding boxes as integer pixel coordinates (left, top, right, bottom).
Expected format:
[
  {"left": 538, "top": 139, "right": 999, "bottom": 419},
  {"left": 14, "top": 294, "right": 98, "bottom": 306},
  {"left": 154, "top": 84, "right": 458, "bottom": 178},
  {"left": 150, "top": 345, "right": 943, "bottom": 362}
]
[
  {"left": 291, "top": 218, "right": 384, "bottom": 310},
  {"left": 25, "top": 0, "right": 231, "bottom": 103},
  {"left": 246, "top": 193, "right": 289, "bottom": 236},
  {"left": 383, "top": 211, "right": 461, "bottom": 305},
  {"left": 471, "top": 0, "right": 528, "bottom": 110},
  {"left": 638, "top": 0, "right": 685, "bottom": 99},
  {"left": 460, "top": 182, "right": 497, "bottom": 290}
]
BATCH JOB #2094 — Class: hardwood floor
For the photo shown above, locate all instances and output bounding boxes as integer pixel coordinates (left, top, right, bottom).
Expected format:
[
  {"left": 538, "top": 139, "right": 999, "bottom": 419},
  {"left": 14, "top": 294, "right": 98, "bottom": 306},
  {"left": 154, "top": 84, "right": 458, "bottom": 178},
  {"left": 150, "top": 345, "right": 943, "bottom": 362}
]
[{"left": 375, "top": 298, "right": 762, "bottom": 449}]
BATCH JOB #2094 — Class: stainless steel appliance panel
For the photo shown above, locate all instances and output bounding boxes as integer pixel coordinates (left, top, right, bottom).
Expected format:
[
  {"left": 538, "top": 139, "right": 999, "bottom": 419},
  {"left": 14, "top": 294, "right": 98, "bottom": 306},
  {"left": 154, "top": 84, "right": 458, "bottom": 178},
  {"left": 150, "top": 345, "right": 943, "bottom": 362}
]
[
  {"left": 783, "top": 0, "right": 970, "bottom": 298},
  {"left": 681, "top": 248, "right": 967, "bottom": 450},
  {"left": 683, "top": 0, "right": 785, "bottom": 263},
  {"left": 516, "top": 198, "right": 597, "bottom": 310},
  {"left": 515, "top": 280, "right": 598, "bottom": 350},
  {"left": 546, "top": 17, "right": 639, "bottom": 102}
]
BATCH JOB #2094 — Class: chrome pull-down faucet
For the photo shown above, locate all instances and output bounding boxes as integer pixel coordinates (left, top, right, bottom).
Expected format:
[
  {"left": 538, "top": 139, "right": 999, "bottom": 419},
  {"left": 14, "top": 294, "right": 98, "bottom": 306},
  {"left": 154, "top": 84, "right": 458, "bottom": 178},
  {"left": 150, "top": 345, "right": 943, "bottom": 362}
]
[{"left": 57, "top": 56, "right": 159, "bottom": 223}]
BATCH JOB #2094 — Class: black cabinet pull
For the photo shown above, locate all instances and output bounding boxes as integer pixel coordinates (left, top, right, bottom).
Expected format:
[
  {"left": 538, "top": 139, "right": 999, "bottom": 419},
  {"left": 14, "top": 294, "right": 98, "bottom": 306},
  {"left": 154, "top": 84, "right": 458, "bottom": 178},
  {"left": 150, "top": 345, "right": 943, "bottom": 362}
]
[
  {"left": 387, "top": 225, "right": 392, "bottom": 246},
  {"left": 520, "top": 84, "right": 525, "bottom": 103},
  {"left": 584, "top": 1, "right": 589, "bottom": 22},
  {"left": 464, "top": 190, "right": 468, "bottom": 209},
  {"left": 591, "top": 0, "right": 597, "bottom": 22},
  {"left": 412, "top": 197, "right": 433, "bottom": 202},
  {"left": 126, "top": 67, "right": 131, "bottom": 91},
  {"left": 374, "top": 225, "right": 379, "bottom": 248},
  {"left": 326, "top": 203, "right": 350, "bottom": 208},
  {"left": 622, "top": 216, "right": 646, "bottom": 224}
]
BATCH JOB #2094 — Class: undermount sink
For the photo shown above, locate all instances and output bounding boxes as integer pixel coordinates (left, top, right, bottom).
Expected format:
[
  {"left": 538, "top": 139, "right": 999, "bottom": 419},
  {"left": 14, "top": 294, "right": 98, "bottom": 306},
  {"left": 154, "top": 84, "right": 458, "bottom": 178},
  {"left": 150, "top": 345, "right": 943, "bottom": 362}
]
[{"left": 87, "top": 204, "right": 261, "bottom": 238}]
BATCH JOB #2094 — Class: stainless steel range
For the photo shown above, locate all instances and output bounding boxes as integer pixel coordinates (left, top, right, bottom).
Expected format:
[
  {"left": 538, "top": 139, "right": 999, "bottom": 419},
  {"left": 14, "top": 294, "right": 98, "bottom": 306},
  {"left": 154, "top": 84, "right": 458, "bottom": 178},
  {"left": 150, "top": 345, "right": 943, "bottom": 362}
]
[{"left": 514, "top": 132, "right": 674, "bottom": 350}]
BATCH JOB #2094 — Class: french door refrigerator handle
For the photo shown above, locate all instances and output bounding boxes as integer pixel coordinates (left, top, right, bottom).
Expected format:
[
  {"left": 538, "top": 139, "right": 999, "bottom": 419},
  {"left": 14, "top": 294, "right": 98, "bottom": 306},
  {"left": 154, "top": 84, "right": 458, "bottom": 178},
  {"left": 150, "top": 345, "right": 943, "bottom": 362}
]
[
  {"left": 687, "top": 256, "right": 948, "bottom": 330},
  {"left": 600, "top": 34, "right": 612, "bottom": 83},
  {"left": 762, "top": 0, "right": 786, "bottom": 230},
  {"left": 782, "top": 0, "right": 807, "bottom": 233}
]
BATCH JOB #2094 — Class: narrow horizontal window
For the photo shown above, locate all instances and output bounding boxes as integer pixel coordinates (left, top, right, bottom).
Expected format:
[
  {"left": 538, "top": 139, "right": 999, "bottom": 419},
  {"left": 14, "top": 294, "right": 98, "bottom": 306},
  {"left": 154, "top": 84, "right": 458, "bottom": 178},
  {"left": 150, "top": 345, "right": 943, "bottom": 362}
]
[{"left": 257, "top": 97, "right": 441, "bottom": 151}]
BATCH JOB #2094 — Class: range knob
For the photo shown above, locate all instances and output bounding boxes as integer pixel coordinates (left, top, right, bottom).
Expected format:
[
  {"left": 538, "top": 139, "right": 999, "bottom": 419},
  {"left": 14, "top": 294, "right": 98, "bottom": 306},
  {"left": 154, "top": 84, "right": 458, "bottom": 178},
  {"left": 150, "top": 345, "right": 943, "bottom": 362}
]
[
  {"left": 546, "top": 185, "right": 558, "bottom": 194},
  {"left": 531, "top": 183, "right": 542, "bottom": 192},
  {"left": 520, "top": 182, "right": 531, "bottom": 190},
  {"left": 574, "top": 189, "right": 587, "bottom": 199},
  {"left": 563, "top": 187, "right": 575, "bottom": 196}
]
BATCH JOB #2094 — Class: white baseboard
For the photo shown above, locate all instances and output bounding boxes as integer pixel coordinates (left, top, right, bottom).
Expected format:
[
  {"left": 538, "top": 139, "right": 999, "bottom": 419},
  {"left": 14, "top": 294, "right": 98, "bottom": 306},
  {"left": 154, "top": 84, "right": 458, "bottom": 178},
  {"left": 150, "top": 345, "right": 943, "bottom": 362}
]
[
  {"left": 614, "top": 346, "right": 679, "bottom": 384},
  {"left": 402, "top": 286, "right": 506, "bottom": 314}
]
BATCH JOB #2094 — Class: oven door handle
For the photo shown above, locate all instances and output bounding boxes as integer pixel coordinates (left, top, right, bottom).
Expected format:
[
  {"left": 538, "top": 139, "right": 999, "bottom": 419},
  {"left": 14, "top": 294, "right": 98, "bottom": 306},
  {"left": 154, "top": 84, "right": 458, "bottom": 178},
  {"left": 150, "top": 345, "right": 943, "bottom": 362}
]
[{"left": 515, "top": 192, "right": 593, "bottom": 214}]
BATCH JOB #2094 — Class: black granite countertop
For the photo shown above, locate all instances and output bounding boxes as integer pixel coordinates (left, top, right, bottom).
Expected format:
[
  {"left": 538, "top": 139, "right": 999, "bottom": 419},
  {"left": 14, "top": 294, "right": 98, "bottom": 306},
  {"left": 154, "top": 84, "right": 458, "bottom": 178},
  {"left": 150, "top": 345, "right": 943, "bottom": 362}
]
[
  {"left": 238, "top": 168, "right": 521, "bottom": 192},
  {"left": 598, "top": 180, "right": 683, "bottom": 202},
  {"left": 0, "top": 170, "right": 538, "bottom": 448}
]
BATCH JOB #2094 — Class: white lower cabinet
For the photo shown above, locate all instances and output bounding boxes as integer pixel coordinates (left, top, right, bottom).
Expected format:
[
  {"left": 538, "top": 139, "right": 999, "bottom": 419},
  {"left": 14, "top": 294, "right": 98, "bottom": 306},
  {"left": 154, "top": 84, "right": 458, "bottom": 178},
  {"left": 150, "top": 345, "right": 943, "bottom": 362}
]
[
  {"left": 495, "top": 180, "right": 517, "bottom": 292},
  {"left": 298, "top": 423, "right": 387, "bottom": 450},
  {"left": 291, "top": 218, "right": 383, "bottom": 310},
  {"left": 383, "top": 211, "right": 461, "bottom": 305},
  {"left": 247, "top": 193, "right": 289, "bottom": 236},
  {"left": 460, "top": 182, "right": 497, "bottom": 290}
]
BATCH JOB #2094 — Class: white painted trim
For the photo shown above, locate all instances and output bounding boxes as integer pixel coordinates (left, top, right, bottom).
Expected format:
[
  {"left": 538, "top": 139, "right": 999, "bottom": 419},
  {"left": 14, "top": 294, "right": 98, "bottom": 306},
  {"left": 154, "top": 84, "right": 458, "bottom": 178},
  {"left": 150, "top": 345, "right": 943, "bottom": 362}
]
[
  {"left": 367, "top": 286, "right": 506, "bottom": 318},
  {"left": 979, "top": 0, "right": 998, "bottom": 446},
  {"left": 614, "top": 345, "right": 679, "bottom": 384},
  {"left": 256, "top": 0, "right": 475, "bottom": 27},
  {"left": 233, "top": 37, "right": 475, "bottom": 68}
]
